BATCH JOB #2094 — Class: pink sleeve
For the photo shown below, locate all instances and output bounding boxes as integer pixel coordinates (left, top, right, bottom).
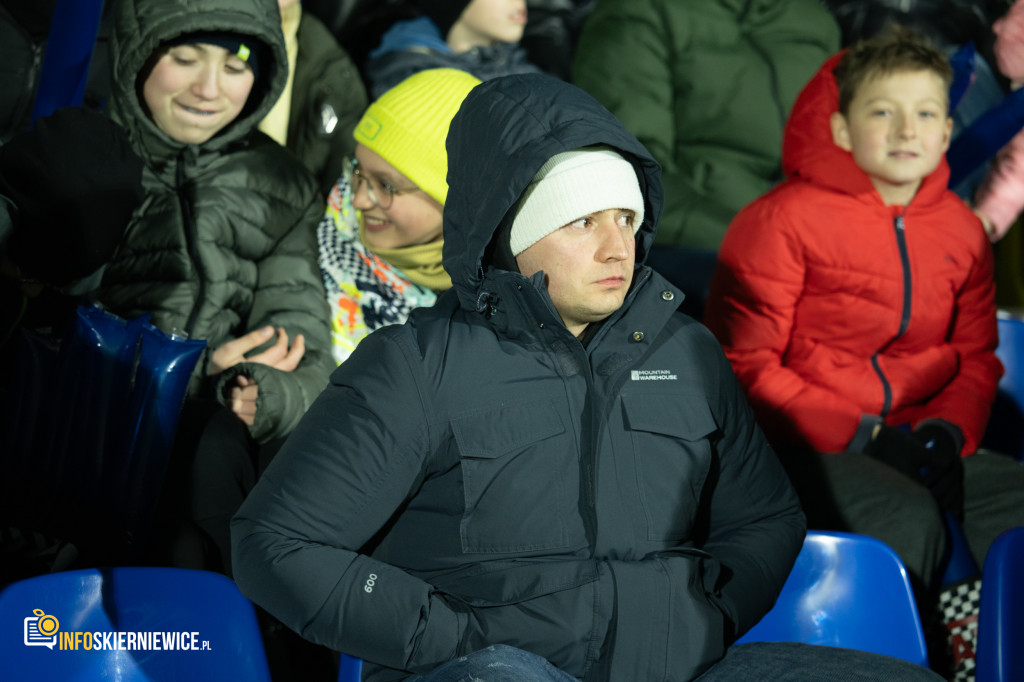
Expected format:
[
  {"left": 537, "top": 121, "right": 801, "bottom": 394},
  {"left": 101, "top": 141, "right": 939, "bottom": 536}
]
[{"left": 974, "top": 127, "right": 1024, "bottom": 240}]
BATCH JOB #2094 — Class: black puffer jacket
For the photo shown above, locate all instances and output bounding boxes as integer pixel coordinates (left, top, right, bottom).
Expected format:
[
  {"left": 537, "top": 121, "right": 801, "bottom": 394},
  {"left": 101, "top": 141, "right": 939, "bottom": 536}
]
[
  {"left": 822, "top": 0, "right": 1004, "bottom": 50},
  {"left": 98, "top": 0, "right": 332, "bottom": 443},
  {"left": 232, "top": 73, "right": 804, "bottom": 680},
  {"left": 287, "top": 12, "right": 367, "bottom": 196}
]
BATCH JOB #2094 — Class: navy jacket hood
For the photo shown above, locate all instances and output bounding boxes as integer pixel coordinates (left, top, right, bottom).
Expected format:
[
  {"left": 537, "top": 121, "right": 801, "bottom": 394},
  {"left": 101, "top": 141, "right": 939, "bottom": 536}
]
[{"left": 442, "top": 73, "right": 664, "bottom": 314}]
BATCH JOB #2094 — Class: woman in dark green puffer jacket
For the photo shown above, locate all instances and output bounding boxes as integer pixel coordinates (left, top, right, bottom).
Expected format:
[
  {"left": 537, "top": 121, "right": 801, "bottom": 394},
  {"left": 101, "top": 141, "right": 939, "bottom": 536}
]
[{"left": 98, "top": 0, "right": 333, "bottom": 446}]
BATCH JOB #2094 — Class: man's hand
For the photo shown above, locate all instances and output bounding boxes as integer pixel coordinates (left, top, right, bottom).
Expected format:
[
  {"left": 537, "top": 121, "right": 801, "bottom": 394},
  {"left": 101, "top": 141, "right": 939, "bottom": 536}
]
[{"left": 209, "top": 326, "right": 306, "bottom": 375}]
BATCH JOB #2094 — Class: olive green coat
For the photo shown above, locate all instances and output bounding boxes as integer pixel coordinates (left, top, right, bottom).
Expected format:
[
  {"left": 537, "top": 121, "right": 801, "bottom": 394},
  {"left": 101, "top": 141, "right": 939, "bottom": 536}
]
[
  {"left": 99, "top": 0, "right": 332, "bottom": 443},
  {"left": 573, "top": 0, "right": 840, "bottom": 249}
]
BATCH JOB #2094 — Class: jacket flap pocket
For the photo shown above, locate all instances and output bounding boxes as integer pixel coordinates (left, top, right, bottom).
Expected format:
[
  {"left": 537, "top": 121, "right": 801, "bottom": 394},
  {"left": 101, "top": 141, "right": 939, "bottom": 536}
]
[
  {"left": 451, "top": 401, "right": 566, "bottom": 459},
  {"left": 622, "top": 393, "right": 717, "bottom": 440}
]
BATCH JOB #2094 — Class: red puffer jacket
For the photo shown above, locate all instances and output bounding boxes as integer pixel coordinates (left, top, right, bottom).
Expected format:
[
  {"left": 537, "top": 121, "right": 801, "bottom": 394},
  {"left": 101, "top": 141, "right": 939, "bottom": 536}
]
[{"left": 704, "top": 53, "right": 1002, "bottom": 456}]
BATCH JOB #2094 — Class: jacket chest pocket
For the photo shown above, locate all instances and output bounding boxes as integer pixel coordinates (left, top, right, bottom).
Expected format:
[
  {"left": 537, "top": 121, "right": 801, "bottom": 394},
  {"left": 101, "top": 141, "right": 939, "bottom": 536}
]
[
  {"left": 451, "top": 402, "right": 581, "bottom": 554},
  {"left": 622, "top": 394, "right": 716, "bottom": 542}
]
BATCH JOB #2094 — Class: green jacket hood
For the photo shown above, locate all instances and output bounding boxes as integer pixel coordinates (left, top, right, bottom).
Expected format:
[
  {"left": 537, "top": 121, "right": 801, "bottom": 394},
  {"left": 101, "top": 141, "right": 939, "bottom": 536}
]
[{"left": 109, "top": 0, "right": 287, "bottom": 162}]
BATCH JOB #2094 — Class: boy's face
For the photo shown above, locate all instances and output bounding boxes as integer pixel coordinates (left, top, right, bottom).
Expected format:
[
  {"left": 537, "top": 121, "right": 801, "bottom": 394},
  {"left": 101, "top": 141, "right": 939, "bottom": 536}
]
[
  {"left": 515, "top": 208, "right": 636, "bottom": 338},
  {"left": 143, "top": 43, "right": 255, "bottom": 144},
  {"left": 829, "top": 68, "right": 952, "bottom": 207}
]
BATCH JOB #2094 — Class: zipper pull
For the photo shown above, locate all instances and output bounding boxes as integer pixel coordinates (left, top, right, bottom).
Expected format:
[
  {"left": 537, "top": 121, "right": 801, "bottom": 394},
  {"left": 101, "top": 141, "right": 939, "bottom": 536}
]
[{"left": 895, "top": 215, "right": 905, "bottom": 231}]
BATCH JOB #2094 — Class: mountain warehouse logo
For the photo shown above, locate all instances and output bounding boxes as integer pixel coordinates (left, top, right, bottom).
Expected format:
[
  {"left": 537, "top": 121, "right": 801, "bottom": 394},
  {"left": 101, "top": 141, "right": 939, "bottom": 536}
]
[
  {"left": 22, "top": 608, "right": 210, "bottom": 651},
  {"left": 631, "top": 369, "right": 678, "bottom": 381}
]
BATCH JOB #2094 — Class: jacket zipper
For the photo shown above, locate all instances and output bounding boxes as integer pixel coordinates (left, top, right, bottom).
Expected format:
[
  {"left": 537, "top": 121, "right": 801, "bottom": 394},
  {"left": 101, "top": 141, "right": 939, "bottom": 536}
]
[
  {"left": 873, "top": 214, "right": 912, "bottom": 415},
  {"left": 576, "top": 278, "right": 649, "bottom": 554},
  {"left": 176, "top": 153, "right": 206, "bottom": 337},
  {"left": 519, "top": 269, "right": 652, "bottom": 553}
]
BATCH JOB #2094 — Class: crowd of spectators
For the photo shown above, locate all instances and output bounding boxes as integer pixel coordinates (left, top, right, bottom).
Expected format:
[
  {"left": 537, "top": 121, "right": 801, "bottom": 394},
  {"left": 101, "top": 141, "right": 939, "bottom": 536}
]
[{"left": 2, "top": 1, "right": 1022, "bottom": 681}]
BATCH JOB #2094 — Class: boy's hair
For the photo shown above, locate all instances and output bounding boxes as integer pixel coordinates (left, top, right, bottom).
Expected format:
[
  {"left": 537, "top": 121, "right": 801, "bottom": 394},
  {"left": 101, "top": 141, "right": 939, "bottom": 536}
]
[{"left": 833, "top": 24, "right": 953, "bottom": 115}]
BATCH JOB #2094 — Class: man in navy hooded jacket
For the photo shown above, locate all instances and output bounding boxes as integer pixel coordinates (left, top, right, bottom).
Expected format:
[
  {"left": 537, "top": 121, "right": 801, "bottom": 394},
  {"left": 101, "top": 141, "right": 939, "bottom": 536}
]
[{"left": 231, "top": 74, "right": 942, "bottom": 681}]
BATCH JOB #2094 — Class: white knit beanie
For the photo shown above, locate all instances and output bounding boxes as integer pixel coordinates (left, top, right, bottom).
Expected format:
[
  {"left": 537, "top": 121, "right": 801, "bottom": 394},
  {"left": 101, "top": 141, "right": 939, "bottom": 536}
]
[{"left": 510, "top": 147, "right": 645, "bottom": 256}]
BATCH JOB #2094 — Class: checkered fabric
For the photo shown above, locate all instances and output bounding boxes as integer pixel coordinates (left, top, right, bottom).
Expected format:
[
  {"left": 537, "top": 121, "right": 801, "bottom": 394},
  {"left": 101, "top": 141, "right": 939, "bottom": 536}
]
[
  {"left": 317, "top": 171, "right": 437, "bottom": 365},
  {"left": 938, "top": 576, "right": 981, "bottom": 682}
]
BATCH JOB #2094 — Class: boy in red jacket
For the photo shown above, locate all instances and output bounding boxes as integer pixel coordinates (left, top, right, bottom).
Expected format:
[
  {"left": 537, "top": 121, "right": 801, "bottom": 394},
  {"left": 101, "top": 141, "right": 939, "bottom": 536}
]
[{"left": 704, "top": 26, "right": 1024, "bottom": 607}]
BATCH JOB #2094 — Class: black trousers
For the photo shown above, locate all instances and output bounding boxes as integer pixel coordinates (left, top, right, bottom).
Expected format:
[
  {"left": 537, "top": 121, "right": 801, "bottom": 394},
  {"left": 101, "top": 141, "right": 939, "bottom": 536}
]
[{"left": 152, "top": 399, "right": 283, "bottom": 577}]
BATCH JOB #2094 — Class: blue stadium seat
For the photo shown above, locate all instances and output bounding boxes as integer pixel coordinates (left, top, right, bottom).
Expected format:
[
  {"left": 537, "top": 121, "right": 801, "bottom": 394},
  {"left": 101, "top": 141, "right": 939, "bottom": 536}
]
[
  {"left": 30, "top": 0, "right": 106, "bottom": 122},
  {"left": 339, "top": 652, "right": 364, "bottom": 681},
  {"left": 0, "top": 306, "right": 204, "bottom": 565},
  {"left": 975, "top": 526, "right": 1024, "bottom": 682},
  {"left": 981, "top": 312, "right": 1024, "bottom": 459},
  {"left": 736, "top": 530, "right": 929, "bottom": 667},
  {"left": 0, "top": 566, "right": 271, "bottom": 680}
]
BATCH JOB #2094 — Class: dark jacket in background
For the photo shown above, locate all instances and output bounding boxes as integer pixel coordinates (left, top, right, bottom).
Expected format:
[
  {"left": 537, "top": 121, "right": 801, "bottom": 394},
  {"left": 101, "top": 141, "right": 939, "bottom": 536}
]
[
  {"left": 0, "top": 2, "right": 55, "bottom": 143},
  {"left": 287, "top": 11, "right": 367, "bottom": 196},
  {"left": 97, "top": 0, "right": 332, "bottom": 444},
  {"left": 822, "top": 0, "right": 1004, "bottom": 53},
  {"left": 519, "top": 0, "right": 597, "bottom": 80},
  {"left": 232, "top": 73, "right": 804, "bottom": 681},
  {"left": 572, "top": 0, "right": 840, "bottom": 250}
]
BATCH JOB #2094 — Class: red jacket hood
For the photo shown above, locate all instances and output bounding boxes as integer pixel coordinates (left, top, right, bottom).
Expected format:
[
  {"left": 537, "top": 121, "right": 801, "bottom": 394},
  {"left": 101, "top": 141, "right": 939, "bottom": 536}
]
[{"left": 781, "top": 52, "right": 952, "bottom": 207}]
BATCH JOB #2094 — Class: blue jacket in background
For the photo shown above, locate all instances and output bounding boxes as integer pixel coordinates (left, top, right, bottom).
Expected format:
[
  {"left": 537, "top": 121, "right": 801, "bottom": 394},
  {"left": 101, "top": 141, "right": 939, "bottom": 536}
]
[{"left": 365, "top": 16, "right": 539, "bottom": 99}]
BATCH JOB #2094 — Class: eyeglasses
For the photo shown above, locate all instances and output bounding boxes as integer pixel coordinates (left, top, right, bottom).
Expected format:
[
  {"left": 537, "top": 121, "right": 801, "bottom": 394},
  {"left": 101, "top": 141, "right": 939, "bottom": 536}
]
[{"left": 350, "top": 158, "right": 423, "bottom": 210}]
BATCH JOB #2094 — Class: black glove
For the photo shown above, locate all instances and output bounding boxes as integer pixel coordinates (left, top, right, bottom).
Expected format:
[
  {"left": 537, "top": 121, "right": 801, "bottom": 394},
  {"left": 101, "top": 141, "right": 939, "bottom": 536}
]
[
  {"left": 912, "top": 422, "right": 966, "bottom": 520},
  {"left": 866, "top": 425, "right": 936, "bottom": 482}
]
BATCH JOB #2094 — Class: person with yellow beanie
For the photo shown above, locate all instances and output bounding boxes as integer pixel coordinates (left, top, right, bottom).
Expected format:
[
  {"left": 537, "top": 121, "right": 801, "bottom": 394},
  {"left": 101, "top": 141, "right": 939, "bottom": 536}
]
[{"left": 318, "top": 67, "right": 481, "bottom": 364}]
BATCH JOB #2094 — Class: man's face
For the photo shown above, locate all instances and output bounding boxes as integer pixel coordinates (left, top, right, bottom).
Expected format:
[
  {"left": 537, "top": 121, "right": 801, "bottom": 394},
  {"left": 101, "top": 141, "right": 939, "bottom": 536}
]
[
  {"left": 830, "top": 68, "right": 952, "bottom": 207},
  {"left": 515, "top": 208, "right": 636, "bottom": 338}
]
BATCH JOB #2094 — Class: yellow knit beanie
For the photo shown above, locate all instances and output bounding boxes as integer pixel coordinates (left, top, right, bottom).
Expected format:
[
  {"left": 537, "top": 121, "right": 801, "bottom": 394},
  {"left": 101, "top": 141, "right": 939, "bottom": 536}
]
[{"left": 353, "top": 68, "right": 481, "bottom": 205}]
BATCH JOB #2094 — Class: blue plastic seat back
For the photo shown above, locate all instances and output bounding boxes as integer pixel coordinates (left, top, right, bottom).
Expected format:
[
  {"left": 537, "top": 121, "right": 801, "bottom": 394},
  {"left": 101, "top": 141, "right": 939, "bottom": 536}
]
[
  {"left": 0, "top": 567, "right": 271, "bottom": 680},
  {"left": 0, "top": 306, "right": 204, "bottom": 561},
  {"left": 339, "top": 652, "right": 364, "bottom": 681},
  {"left": 981, "top": 313, "right": 1024, "bottom": 459},
  {"left": 30, "top": 0, "right": 105, "bottom": 122},
  {"left": 976, "top": 526, "right": 1024, "bottom": 682},
  {"left": 735, "top": 530, "right": 929, "bottom": 667}
]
